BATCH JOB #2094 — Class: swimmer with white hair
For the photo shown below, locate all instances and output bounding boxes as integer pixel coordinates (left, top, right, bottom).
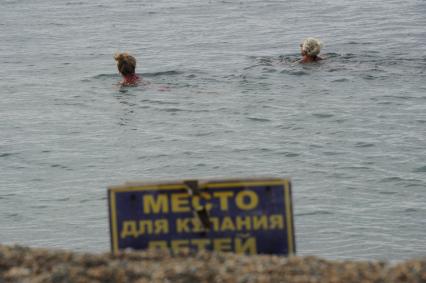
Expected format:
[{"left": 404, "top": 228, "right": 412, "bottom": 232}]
[{"left": 299, "top": 38, "right": 323, "bottom": 63}]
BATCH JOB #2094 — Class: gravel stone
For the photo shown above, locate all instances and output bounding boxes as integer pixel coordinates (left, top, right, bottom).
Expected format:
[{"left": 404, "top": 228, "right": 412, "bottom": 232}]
[{"left": 0, "top": 245, "right": 425, "bottom": 283}]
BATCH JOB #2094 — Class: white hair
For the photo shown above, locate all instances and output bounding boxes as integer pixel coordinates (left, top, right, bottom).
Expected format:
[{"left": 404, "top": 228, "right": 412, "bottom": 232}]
[{"left": 302, "top": 38, "right": 322, "bottom": 57}]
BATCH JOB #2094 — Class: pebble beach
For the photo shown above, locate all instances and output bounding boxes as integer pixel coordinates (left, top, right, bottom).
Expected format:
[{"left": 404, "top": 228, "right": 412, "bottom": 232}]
[{"left": 1, "top": 245, "right": 425, "bottom": 283}]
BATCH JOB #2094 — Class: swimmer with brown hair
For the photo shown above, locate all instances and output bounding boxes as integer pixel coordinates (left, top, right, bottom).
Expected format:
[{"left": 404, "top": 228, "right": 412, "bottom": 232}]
[
  {"left": 299, "top": 38, "right": 323, "bottom": 63},
  {"left": 114, "top": 52, "right": 141, "bottom": 86}
]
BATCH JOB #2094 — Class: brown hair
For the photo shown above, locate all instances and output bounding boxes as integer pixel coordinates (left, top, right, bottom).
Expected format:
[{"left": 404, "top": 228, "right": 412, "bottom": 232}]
[{"left": 114, "top": 52, "right": 136, "bottom": 76}]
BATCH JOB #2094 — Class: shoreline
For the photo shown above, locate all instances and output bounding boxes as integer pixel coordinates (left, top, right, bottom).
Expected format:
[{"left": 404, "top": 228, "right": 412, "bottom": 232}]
[{"left": 1, "top": 245, "right": 425, "bottom": 283}]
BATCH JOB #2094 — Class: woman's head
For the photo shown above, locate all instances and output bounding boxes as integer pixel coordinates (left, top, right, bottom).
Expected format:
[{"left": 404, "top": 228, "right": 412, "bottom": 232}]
[
  {"left": 114, "top": 52, "right": 136, "bottom": 76},
  {"left": 300, "top": 38, "right": 322, "bottom": 57}
]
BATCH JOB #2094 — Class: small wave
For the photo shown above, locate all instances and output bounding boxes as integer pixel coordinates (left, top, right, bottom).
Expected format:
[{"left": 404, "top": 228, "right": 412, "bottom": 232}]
[
  {"left": 161, "top": 107, "right": 185, "bottom": 113},
  {"left": 140, "top": 99, "right": 179, "bottom": 105},
  {"left": 346, "top": 41, "right": 373, "bottom": 45},
  {"left": 247, "top": 117, "right": 271, "bottom": 122},
  {"left": 277, "top": 54, "right": 300, "bottom": 62},
  {"left": 65, "top": 1, "right": 85, "bottom": 5},
  {"left": 243, "top": 64, "right": 264, "bottom": 71},
  {"left": 280, "top": 69, "right": 308, "bottom": 76},
  {"left": 0, "top": 152, "right": 17, "bottom": 158},
  {"left": 54, "top": 197, "right": 71, "bottom": 201},
  {"left": 354, "top": 142, "right": 375, "bottom": 148},
  {"left": 378, "top": 190, "right": 397, "bottom": 195},
  {"left": 312, "top": 113, "right": 334, "bottom": 118},
  {"left": 297, "top": 210, "right": 333, "bottom": 217},
  {"left": 50, "top": 164, "right": 69, "bottom": 169},
  {"left": 30, "top": 205, "right": 48, "bottom": 209},
  {"left": 92, "top": 74, "right": 119, "bottom": 79},
  {"left": 138, "top": 154, "right": 169, "bottom": 160},
  {"left": 382, "top": 95, "right": 413, "bottom": 100},
  {"left": 280, "top": 152, "right": 300, "bottom": 157},
  {"left": 362, "top": 74, "right": 379, "bottom": 80},
  {"left": 0, "top": 193, "right": 16, "bottom": 199},
  {"left": 141, "top": 70, "right": 183, "bottom": 77},
  {"left": 341, "top": 53, "right": 356, "bottom": 60},
  {"left": 332, "top": 78, "right": 350, "bottom": 82},
  {"left": 253, "top": 56, "right": 273, "bottom": 65},
  {"left": 379, "top": 177, "right": 404, "bottom": 183},
  {"left": 324, "top": 52, "right": 340, "bottom": 58},
  {"left": 263, "top": 68, "right": 277, "bottom": 73},
  {"left": 322, "top": 151, "right": 344, "bottom": 156},
  {"left": 345, "top": 187, "right": 357, "bottom": 190},
  {"left": 413, "top": 165, "right": 426, "bottom": 173},
  {"left": 376, "top": 101, "right": 394, "bottom": 105},
  {"left": 5, "top": 213, "right": 19, "bottom": 218},
  {"left": 365, "top": 50, "right": 380, "bottom": 54},
  {"left": 193, "top": 131, "right": 214, "bottom": 137},
  {"left": 327, "top": 68, "right": 346, "bottom": 72},
  {"left": 341, "top": 166, "right": 370, "bottom": 171}
]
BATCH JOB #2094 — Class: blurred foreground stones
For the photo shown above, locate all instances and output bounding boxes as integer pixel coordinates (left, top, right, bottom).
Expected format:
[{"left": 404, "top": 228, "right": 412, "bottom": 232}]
[{"left": 0, "top": 245, "right": 425, "bottom": 283}]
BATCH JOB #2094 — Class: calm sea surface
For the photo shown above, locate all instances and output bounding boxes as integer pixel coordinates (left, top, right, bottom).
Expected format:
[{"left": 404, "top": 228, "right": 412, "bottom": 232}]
[{"left": 1, "top": 0, "right": 425, "bottom": 260}]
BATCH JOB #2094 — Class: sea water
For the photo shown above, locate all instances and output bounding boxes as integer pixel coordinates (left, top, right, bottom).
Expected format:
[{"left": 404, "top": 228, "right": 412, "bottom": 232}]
[{"left": 0, "top": 0, "right": 425, "bottom": 260}]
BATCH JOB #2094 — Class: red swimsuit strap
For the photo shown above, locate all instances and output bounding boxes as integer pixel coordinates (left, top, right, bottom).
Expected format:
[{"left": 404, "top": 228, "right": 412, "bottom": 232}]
[{"left": 124, "top": 74, "right": 140, "bottom": 84}]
